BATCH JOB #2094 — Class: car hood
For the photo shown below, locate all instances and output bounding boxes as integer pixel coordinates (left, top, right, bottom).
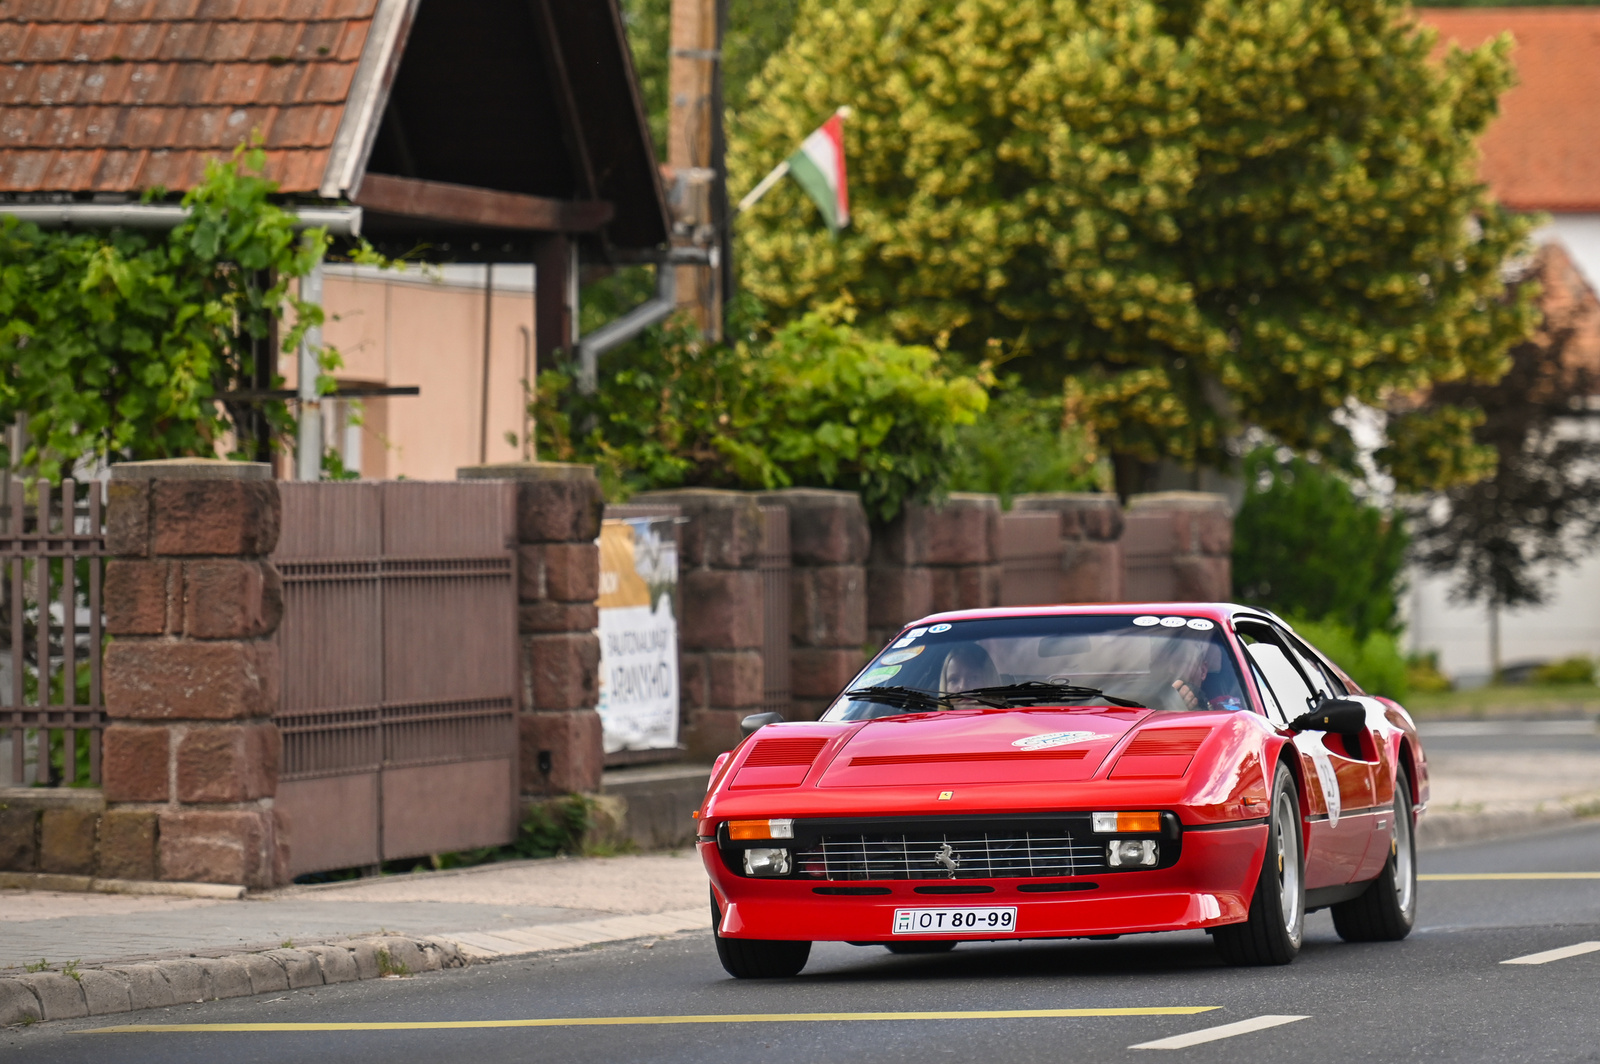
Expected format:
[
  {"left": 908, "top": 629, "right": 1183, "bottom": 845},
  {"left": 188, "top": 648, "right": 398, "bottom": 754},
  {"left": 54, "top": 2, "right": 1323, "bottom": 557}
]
[{"left": 816, "top": 707, "right": 1153, "bottom": 788}]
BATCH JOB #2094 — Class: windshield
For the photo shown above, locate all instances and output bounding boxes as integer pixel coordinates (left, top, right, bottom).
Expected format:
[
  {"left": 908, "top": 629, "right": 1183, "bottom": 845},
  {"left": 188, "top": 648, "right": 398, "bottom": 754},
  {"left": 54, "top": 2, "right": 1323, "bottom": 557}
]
[{"left": 823, "top": 613, "right": 1249, "bottom": 721}]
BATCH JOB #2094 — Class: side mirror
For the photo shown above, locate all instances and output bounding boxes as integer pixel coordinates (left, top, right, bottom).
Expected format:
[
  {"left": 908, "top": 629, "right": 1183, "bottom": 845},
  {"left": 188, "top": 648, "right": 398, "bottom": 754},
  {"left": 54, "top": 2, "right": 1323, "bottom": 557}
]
[
  {"left": 739, "top": 711, "right": 784, "bottom": 738},
  {"left": 1287, "top": 698, "right": 1367, "bottom": 736}
]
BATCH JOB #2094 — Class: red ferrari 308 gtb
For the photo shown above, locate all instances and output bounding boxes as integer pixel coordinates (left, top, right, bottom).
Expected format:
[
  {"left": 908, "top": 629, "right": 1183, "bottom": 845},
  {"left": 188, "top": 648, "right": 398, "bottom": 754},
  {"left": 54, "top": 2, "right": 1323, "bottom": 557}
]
[{"left": 697, "top": 603, "right": 1427, "bottom": 977}]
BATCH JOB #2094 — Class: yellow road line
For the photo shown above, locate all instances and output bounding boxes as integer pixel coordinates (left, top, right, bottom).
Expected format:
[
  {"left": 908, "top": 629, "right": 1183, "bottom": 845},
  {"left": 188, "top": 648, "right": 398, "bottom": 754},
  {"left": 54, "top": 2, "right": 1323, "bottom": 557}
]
[
  {"left": 1420, "top": 872, "right": 1600, "bottom": 881},
  {"left": 84, "top": 1007, "right": 1220, "bottom": 1034}
]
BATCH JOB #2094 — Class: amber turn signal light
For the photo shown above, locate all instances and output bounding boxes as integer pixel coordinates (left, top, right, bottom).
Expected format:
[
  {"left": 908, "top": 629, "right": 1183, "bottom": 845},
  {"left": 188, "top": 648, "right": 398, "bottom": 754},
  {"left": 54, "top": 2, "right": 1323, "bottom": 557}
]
[
  {"left": 1091, "top": 811, "right": 1162, "bottom": 833},
  {"left": 727, "top": 818, "right": 794, "bottom": 840}
]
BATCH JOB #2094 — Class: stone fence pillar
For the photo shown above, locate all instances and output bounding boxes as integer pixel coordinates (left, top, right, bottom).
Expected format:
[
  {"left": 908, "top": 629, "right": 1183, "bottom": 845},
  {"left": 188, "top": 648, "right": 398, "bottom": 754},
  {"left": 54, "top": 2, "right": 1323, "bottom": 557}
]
[
  {"left": 761, "top": 489, "right": 869, "bottom": 721},
  {"left": 868, "top": 494, "right": 1001, "bottom": 648},
  {"left": 634, "top": 489, "right": 764, "bottom": 757},
  {"left": 1012, "top": 492, "right": 1125, "bottom": 602},
  {"left": 1123, "top": 491, "right": 1233, "bottom": 601},
  {"left": 459, "top": 463, "right": 604, "bottom": 797},
  {"left": 101, "top": 459, "right": 285, "bottom": 888}
]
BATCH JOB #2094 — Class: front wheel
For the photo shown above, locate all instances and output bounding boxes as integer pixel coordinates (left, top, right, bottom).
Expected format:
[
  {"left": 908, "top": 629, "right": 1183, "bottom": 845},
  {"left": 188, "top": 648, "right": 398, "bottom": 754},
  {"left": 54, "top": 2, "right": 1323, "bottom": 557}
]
[
  {"left": 1331, "top": 765, "right": 1418, "bottom": 942},
  {"left": 1214, "top": 766, "right": 1304, "bottom": 966},
  {"left": 711, "top": 890, "right": 811, "bottom": 978}
]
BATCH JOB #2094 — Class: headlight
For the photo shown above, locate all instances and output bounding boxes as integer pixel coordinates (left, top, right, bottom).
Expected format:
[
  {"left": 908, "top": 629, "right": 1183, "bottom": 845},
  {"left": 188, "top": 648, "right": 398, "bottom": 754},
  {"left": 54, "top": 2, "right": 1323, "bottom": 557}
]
[
  {"left": 743, "top": 847, "right": 792, "bottom": 876},
  {"left": 1107, "top": 839, "right": 1159, "bottom": 868}
]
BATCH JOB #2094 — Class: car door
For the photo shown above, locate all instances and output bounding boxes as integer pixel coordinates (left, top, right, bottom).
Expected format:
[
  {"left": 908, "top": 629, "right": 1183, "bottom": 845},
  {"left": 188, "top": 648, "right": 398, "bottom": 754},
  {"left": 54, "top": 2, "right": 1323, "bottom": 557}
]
[{"left": 1235, "top": 620, "right": 1371, "bottom": 889}]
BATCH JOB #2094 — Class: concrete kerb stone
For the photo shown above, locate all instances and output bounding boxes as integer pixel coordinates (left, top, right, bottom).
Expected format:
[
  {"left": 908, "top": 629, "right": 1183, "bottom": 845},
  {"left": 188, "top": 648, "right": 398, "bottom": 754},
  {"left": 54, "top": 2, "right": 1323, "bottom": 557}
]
[
  {"left": 153, "top": 958, "right": 211, "bottom": 1003},
  {"left": 0, "top": 979, "right": 42, "bottom": 1026},
  {"left": 106, "top": 964, "right": 178, "bottom": 1010},
  {"left": 330, "top": 939, "right": 382, "bottom": 980},
  {"left": 262, "top": 948, "right": 323, "bottom": 989},
  {"left": 20, "top": 972, "right": 87, "bottom": 1021},
  {"left": 76, "top": 969, "right": 132, "bottom": 1015},
  {"left": 238, "top": 953, "right": 290, "bottom": 994},
  {"left": 198, "top": 957, "right": 253, "bottom": 999},
  {"left": 305, "top": 944, "right": 360, "bottom": 984}
]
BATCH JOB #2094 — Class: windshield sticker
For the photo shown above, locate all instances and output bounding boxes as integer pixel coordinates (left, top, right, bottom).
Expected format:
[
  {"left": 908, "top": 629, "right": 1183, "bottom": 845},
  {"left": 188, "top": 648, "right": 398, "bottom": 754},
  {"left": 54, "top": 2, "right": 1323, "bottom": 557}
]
[
  {"left": 1011, "top": 730, "right": 1109, "bottom": 750},
  {"left": 891, "top": 626, "right": 930, "bottom": 649},
  {"left": 859, "top": 665, "right": 901, "bottom": 686},
  {"left": 1132, "top": 615, "right": 1161, "bottom": 626},
  {"left": 1186, "top": 618, "right": 1215, "bottom": 631},
  {"left": 879, "top": 646, "right": 926, "bottom": 666},
  {"left": 1159, "top": 616, "right": 1187, "bottom": 628},
  {"left": 929, "top": 623, "right": 953, "bottom": 634}
]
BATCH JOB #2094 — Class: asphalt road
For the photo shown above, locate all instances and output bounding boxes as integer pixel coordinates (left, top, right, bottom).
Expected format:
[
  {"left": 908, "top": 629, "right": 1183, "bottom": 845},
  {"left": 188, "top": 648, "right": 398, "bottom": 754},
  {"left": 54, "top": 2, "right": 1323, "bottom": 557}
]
[
  {"left": 1414, "top": 717, "right": 1600, "bottom": 756},
  {"left": 7, "top": 821, "right": 1600, "bottom": 1064}
]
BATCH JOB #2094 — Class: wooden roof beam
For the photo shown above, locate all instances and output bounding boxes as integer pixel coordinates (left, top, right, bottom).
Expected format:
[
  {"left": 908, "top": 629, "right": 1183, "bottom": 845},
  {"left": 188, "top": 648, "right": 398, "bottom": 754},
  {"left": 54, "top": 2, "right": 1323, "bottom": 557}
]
[{"left": 353, "top": 173, "right": 614, "bottom": 232}]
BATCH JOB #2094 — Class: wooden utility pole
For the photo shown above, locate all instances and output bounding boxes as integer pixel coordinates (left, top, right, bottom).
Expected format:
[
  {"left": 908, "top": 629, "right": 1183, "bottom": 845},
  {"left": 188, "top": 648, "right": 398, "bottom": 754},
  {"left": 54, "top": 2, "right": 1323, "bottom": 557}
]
[{"left": 668, "top": 0, "right": 724, "bottom": 339}]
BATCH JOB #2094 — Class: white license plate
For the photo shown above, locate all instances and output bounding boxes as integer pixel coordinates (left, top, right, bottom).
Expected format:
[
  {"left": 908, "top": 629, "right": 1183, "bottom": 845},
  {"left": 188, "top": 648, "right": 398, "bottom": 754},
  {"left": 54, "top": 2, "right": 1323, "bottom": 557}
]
[{"left": 892, "top": 906, "right": 1017, "bottom": 935}]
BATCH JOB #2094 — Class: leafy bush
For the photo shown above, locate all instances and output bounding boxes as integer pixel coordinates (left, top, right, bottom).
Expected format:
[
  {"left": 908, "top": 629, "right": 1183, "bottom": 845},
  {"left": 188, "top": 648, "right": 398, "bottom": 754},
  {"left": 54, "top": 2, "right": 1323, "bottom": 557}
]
[
  {"left": 1533, "top": 656, "right": 1596, "bottom": 686},
  {"left": 538, "top": 303, "right": 987, "bottom": 522},
  {"left": 1234, "top": 448, "right": 1408, "bottom": 638},
  {"left": 1290, "top": 616, "right": 1409, "bottom": 701},
  {"left": 946, "top": 375, "right": 1107, "bottom": 505},
  {"left": 1405, "top": 652, "right": 1454, "bottom": 694}
]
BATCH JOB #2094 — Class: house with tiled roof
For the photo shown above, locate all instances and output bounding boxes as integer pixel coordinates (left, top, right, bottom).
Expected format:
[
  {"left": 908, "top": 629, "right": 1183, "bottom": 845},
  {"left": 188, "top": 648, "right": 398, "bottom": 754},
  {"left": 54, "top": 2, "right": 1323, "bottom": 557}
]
[
  {"left": 0, "top": 0, "right": 670, "bottom": 478},
  {"left": 1410, "top": 7, "right": 1600, "bottom": 682}
]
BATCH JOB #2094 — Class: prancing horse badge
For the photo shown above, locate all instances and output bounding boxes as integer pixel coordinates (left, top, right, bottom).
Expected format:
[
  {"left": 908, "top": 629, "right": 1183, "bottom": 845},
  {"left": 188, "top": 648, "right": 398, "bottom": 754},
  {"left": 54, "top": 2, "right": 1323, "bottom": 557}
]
[{"left": 937, "top": 790, "right": 954, "bottom": 800}]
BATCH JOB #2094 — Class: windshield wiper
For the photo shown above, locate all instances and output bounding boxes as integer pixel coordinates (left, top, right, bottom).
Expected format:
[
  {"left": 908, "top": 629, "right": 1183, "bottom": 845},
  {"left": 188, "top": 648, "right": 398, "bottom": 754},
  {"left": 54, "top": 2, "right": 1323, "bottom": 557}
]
[
  {"left": 841, "top": 686, "right": 953, "bottom": 712},
  {"left": 949, "top": 681, "right": 1146, "bottom": 709}
]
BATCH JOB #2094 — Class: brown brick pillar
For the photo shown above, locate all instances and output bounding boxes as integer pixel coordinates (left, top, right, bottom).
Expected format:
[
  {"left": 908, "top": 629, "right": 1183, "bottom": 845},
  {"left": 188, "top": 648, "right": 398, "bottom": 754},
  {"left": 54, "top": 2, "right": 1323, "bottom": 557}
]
[
  {"left": 634, "top": 489, "right": 764, "bottom": 758},
  {"left": 760, "top": 489, "right": 869, "bottom": 721},
  {"left": 101, "top": 459, "right": 285, "bottom": 888},
  {"left": 1125, "top": 491, "right": 1234, "bottom": 601},
  {"left": 1012, "top": 492, "right": 1125, "bottom": 602},
  {"left": 868, "top": 494, "right": 1001, "bottom": 648},
  {"left": 459, "top": 462, "right": 604, "bottom": 797}
]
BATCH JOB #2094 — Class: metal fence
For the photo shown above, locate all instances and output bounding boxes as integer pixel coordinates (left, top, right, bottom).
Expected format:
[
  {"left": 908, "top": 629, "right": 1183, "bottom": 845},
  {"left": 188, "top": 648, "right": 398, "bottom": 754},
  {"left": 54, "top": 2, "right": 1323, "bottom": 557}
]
[
  {"left": 757, "top": 505, "right": 791, "bottom": 716},
  {"left": 0, "top": 479, "right": 106, "bottom": 788},
  {"left": 273, "top": 481, "right": 519, "bottom": 877},
  {"left": 998, "top": 511, "right": 1063, "bottom": 607}
]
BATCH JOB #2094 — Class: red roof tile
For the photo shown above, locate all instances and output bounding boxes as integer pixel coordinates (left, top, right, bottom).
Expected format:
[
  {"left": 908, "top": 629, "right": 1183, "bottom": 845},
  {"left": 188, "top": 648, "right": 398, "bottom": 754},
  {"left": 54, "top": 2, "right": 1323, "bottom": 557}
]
[
  {"left": 0, "top": 0, "right": 376, "bottom": 193},
  {"left": 1420, "top": 7, "right": 1600, "bottom": 211}
]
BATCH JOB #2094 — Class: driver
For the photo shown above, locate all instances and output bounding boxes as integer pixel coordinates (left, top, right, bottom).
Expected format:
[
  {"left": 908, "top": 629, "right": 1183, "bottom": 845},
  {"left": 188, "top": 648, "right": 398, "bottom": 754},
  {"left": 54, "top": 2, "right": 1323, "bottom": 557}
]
[
  {"left": 1153, "top": 636, "right": 1239, "bottom": 711},
  {"left": 940, "top": 643, "right": 1001, "bottom": 695}
]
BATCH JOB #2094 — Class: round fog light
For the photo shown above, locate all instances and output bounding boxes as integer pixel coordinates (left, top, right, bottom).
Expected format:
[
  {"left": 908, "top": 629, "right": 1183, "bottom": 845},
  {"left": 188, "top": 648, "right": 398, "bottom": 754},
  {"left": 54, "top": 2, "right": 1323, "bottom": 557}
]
[
  {"left": 743, "top": 847, "right": 792, "bottom": 876},
  {"left": 1107, "top": 839, "right": 1159, "bottom": 868}
]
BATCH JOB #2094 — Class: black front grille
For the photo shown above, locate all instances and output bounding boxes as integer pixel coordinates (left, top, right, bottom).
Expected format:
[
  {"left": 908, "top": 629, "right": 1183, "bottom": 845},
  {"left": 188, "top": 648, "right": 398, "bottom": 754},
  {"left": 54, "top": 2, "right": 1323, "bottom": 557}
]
[{"left": 796, "top": 819, "right": 1105, "bottom": 881}]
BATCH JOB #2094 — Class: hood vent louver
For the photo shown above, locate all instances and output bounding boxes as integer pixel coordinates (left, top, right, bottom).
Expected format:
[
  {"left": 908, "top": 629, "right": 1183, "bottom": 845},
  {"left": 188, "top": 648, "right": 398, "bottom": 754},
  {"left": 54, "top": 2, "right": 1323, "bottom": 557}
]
[
  {"left": 732, "top": 736, "right": 829, "bottom": 788},
  {"left": 1111, "top": 726, "right": 1211, "bottom": 780}
]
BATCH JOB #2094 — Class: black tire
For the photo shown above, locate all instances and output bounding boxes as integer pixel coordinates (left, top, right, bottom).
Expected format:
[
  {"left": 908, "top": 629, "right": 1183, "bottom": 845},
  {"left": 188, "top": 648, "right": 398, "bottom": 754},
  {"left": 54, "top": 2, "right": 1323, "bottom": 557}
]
[
  {"left": 710, "top": 890, "right": 811, "bottom": 978},
  {"left": 1332, "top": 766, "right": 1418, "bottom": 942},
  {"left": 885, "top": 940, "right": 958, "bottom": 954},
  {"left": 1214, "top": 766, "right": 1305, "bottom": 966}
]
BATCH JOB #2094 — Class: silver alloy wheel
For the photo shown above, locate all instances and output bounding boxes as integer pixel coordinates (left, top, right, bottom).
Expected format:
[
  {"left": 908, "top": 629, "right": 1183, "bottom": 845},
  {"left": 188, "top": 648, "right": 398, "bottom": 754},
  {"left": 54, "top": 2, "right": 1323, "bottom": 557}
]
[
  {"left": 1393, "top": 786, "right": 1415, "bottom": 914},
  {"left": 1276, "top": 789, "right": 1302, "bottom": 935}
]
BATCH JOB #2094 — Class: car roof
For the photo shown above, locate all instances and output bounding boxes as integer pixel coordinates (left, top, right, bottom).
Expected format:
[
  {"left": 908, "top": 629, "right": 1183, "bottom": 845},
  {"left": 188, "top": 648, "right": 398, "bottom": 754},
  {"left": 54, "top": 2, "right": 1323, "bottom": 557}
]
[{"left": 903, "top": 603, "right": 1282, "bottom": 628}]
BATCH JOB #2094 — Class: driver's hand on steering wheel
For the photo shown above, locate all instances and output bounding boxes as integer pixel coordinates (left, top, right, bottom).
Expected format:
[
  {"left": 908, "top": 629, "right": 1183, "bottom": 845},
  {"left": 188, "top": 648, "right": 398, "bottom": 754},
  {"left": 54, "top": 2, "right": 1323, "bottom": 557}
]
[{"left": 1170, "top": 679, "right": 1201, "bottom": 710}]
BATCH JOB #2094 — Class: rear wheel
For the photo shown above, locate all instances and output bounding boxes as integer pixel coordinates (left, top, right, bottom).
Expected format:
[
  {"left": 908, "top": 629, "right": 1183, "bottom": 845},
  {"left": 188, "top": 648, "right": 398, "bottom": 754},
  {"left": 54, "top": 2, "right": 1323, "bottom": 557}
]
[
  {"left": 1332, "top": 766, "right": 1418, "bottom": 942},
  {"left": 1214, "top": 767, "right": 1304, "bottom": 966},
  {"left": 710, "top": 890, "right": 811, "bottom": 978},
  {"left": 886, "top": 940, "right": 958, "bottom": 954}
]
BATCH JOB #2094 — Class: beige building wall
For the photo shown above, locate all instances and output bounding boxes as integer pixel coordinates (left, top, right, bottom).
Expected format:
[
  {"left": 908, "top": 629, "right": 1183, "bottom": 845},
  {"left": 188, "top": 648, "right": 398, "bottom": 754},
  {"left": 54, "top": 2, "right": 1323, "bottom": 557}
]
[{"left": 284, "top": 264, "right": 539, "bottom": 480}]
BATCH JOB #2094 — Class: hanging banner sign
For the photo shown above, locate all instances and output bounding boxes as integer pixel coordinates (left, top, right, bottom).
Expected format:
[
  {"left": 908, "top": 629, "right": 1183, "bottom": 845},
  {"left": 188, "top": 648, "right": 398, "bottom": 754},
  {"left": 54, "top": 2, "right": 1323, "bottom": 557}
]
[{"left": 596, "top": 517, "right": 680, "bottom": 753}]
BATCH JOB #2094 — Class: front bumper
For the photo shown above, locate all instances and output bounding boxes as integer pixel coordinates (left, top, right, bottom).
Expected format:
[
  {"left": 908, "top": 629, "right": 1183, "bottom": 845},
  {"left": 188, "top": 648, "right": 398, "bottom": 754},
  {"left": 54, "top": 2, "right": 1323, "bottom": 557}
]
[{"left": 701, "top": 822, "right": 1267, "bottom": 941}]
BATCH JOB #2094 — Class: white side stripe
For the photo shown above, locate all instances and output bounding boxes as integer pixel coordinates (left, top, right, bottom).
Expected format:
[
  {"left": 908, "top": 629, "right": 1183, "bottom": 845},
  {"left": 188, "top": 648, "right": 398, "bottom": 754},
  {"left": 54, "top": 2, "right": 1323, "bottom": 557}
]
[
  {"left": 1501, "top": 941, "right": 1600, "bottom": 965},
  {"left": 1130, "top": 1014, "right": 1308, "bottom": 1050}
]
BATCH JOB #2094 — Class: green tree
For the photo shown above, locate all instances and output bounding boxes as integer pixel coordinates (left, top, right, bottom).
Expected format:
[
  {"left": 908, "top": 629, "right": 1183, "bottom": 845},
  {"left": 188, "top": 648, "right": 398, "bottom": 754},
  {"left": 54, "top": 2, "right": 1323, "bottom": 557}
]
[
  {"left": 1233, "top": 446, "right": 1407, "bottom": 637},
  {"left": 537, "top": 303, "right": 987, "bottom": 521},
  {"left": 0, "top": 147, "right": 347, "bottom": 478},
  {"left": 946, "top": 374, "right": 1107, "bottom": 505},
  {"left": 731, "top": 0, "right": 1536, "bottom": 492}
]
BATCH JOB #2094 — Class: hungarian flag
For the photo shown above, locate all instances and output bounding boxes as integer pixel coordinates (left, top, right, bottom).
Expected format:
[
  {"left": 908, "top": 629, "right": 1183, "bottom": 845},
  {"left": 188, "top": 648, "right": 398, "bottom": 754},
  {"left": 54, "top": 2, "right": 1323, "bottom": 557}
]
[{"left": 787, "top": 112, "right": 850, "bottom": 232}]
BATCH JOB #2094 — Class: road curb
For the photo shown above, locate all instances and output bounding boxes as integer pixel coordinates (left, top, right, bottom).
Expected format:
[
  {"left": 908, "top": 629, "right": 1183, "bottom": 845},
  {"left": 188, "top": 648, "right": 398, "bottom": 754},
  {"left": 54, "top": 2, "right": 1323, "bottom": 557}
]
[
  {"left": 0, "top": 935, "right": 465, "bottom": 1027},
  {"left": 1417, "top": 807, "right": 1594, "bottom": 850},
  {"left": 0, "top": 872, "right": 246, "bottom": 900}
]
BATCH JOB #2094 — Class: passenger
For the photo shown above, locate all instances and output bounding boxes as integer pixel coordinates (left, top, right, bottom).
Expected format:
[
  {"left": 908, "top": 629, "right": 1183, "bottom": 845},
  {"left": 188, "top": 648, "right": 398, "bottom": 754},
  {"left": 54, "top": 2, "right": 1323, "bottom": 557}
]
[{"left": 940, "top": 643, "right": 1002, "bottom": 695}]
